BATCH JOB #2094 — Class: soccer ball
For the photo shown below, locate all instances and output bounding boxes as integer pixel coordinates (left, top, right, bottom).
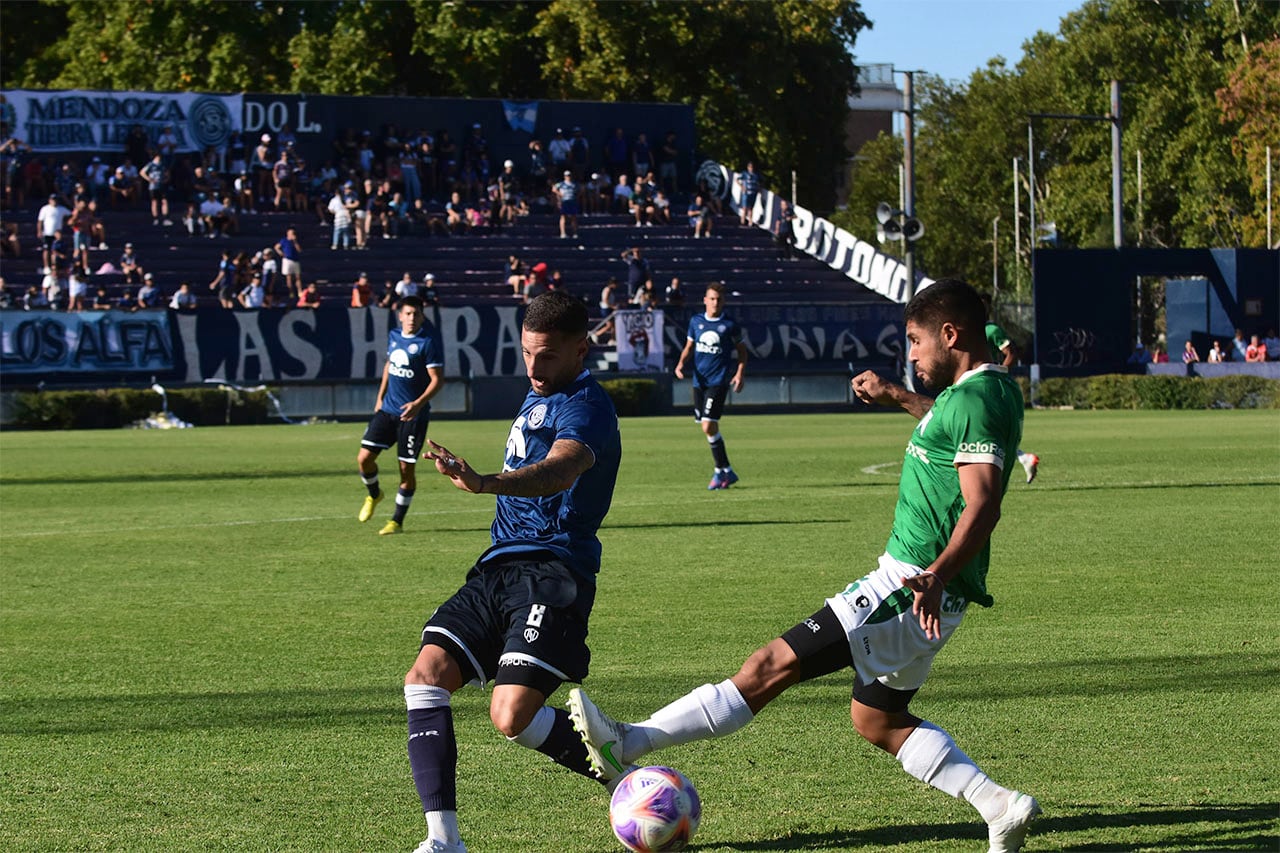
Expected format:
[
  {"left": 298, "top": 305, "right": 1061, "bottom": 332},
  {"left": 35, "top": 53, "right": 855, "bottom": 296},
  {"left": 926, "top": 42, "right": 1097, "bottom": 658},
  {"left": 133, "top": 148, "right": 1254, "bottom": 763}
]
[{"left": 608, "top": 765, "right": 701, "bottom": 852}]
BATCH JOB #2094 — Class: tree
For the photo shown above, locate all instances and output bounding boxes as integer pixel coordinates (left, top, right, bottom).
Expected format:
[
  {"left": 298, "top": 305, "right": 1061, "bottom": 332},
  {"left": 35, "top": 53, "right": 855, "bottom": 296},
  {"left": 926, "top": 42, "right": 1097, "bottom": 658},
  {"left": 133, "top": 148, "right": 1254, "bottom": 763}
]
[{"left": 1216, "top": 37, "right": 1280, "bottom": 248}]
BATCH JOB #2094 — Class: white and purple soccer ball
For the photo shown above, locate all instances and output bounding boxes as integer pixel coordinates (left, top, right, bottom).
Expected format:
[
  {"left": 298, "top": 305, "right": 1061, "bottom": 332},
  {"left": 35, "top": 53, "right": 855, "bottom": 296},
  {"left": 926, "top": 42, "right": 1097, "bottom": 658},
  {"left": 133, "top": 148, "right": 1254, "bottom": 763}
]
[{"left": 608, "top": 765, "right": 701, "bottom": 852}]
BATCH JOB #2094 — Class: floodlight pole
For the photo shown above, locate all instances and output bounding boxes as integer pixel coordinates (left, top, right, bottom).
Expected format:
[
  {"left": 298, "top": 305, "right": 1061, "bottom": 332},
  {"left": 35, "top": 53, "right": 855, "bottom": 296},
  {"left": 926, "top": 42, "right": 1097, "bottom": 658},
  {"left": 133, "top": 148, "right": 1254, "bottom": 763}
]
[{"left": 901, "top": 69, "right": 917, "bottom": 304}]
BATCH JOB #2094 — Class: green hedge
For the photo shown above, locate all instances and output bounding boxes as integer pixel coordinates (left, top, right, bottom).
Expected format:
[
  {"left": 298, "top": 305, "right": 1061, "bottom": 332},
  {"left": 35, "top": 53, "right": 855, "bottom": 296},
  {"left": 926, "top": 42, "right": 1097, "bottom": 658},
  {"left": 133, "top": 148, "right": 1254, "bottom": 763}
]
[
  {"left": 598, "top": 378, "right": 662, "bottom": 417},
  {"left": 1032, "top": 374, "right": 1280, "bottom": 410},
  {"left": 10, "top": 387, "right": 275, "bottom": 429}
]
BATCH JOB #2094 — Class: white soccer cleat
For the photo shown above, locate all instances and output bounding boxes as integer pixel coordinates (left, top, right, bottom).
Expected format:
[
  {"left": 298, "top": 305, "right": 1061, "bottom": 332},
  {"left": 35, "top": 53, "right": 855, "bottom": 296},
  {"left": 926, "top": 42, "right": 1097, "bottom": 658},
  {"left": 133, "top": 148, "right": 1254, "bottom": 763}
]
[
  {"left": 1021, "top": 454, "right": 1040, "bottom": 484},
  {"left": 987, "top": 791, "right": 1041, "bottom": 853},
  {"left": 567, "top": 687, "right": 632, "bottom": 781},
  {"left": 412, "top": 838, "right": 466, "bottom": 853}
]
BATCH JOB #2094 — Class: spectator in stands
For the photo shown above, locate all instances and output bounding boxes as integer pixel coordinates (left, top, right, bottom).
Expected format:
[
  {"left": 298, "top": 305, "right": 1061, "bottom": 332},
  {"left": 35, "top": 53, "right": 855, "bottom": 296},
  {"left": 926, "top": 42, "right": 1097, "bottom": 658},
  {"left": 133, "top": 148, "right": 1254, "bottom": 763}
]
[
  {"left": 297, "top": 281, "right": 322, "bottom": 309},
  {"left": 418, "top": 197, "right": 449, "bottom": 237},
  {"left": 169, "top": 281, "right": 198, "bottom": 311},
  {"left": 276, "top": 227, "right": 303, "bottom": 301},
  {"left": 238, "top": 272, "right": 266, "bottom": 309},
  {"left": 421, "top": 273, "right": 440, "bottom": 307},
  {"left": 394, "top": 272, "right": 420, "bottom": 303},
  {"left": 252, "top": 134, "right": 274, "bottom": 207},
  {"left": 612, "top": 173, "right": 634, "bottom": 215},
  {"left": 329, "top": 185, "right": 353, "bottom": 250},
  {"left": 631, "top": 278, "right": 658, "bottom": 310},
  {"left": 775, "top": 198, "right": 797, "bottom": 259},
  {"left": 620, "top": 246, "right": 650, "bottom": 299},
  {"left": 157, "top": 123, "right": 179, "bottom": 167},
  {"left": 67, "top": 265, "right": 89, "bottom": 312},
  {"left": 0, "top": 222, "right": 20, "bottom": 260},
  {"left": 658, "top": 130, "right": 680, "bottom": 196},
  {"left": 497, "top": 160, "right": 518, "bottom": 226},
  {"left": 1127, "top": 342, "right": 1151, "bottom": 364},
  {"left": 737, "top": 161, "right": 761, "bottom": 226},
  {"left": 227, "top": 130, "right": 248, "bottom": 176},
  {"left": 271, "top": 149, "right": 294, "bottom": 212},
  {"left": 0, "top": 277, "right": 9, "bottom": 310},
  {"left": 399, "top": 141, "right": 422, "bottom": 206},
  {"left": 140, "top": 154, "right": 172, "bottom": 226},
  {"left": 524, "top": 262, "right": 550, "bottom": 304},
  {"left": 207, "top": 249, "right": 235, "bottom": 308},
  {"left": 652, "top": 189, "right": 671, "bottom": 225},
  {"left": 604, "top": 127, "right": 629, "bottom": 184},
  {"left": 351, "top": 272, "right": 375, "bottom": 307},
  {"left": 204, "top": 194, "right": 236, "bottom": 237},
  {"left": 120, "top": 242, "right": 144, "bottom": 284},
  {"left": 554, "top": 171, "right": 580, "bottom": 239},
  {"left": 1206, "top": 340, "right": 1226, "bottom": 363},
  {"left": 109, "top": 166, "right": 135, "bottom": 209},
  {"left": 1150, "top": 344, "right": 1169, "bottom": 364},
  {"left": 1265, "top": 329, "right": 1280, "bottom": 361},
  {"left": 687, "top": 194, "right": 713, "bottom": 238},
  {"left": 632, "top": 132, "right": 652, "bottom": 179},
  {"left": 54, "top": 162, "right": 77, "bottom": 201},
  {"left": 1, "top": 136, "right": 33, "bottom": 210},
  {"left": 445, "top": 190, "right": 469, "bottom": 235},
  {"left": 1231, "top": 329, "right": 1248, "bottom": 361},
  {"left": 594, "top": 278, "right": 619, "bottom": 344},
  {"left": 582, "top": 171, "right": 607, "bottom": 216},
  {"left": 548, "top": 128, "right": 571, "bottom": 178},
  {"left": 67, "top": 199, "right": 93, "bottom": 272},
  {"left": 1181, "top": 340, "right": 1200, "bottom": 363},
  {"left": 47, "top": 230, "right": 69, "bottom": 279},
  {"left": 1245, "top": 334, "right": 1267, "bottom": 363},
  {"left": 665, "top": 277, "right": 685, "bottom": 306},
  {"left": 631, "top": 176, "right": 656, "bottom": 227},
  {"left": 92, "top": 285, "right": 113, "bottom": 310},
  {"left": 24, "top": 284, "right": 48, "bottom": 310},
  {"left": 387, "top": 191, "right": 410, "bottom": 238},
  {"left": 86, "top": 156, "right": 110, "bottom": 204},
  {"left": 136, "top": 273, "right": 163, "bottom": 310},
  {"left": 37, "top": 193, "right": 71, "bottom": 273},
  {"left": 527, "top": 137, "right": 548, "bottom": 196},
  {"left": 259, "top": 246, "right": 284, "bottom": 307},
  {"left": 84, "top": 200, "right": 108, "bottom": 250},
  {"left": 568, "top": 126, "right": 590, "bottom": 184}
]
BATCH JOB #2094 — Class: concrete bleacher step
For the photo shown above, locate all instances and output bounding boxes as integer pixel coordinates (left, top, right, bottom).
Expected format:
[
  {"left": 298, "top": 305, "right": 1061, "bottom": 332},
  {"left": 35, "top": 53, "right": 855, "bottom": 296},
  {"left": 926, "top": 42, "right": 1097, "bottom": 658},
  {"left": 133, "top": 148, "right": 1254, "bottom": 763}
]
[{"left": 3, "top": 206, "right": 884, "bottom": 308}]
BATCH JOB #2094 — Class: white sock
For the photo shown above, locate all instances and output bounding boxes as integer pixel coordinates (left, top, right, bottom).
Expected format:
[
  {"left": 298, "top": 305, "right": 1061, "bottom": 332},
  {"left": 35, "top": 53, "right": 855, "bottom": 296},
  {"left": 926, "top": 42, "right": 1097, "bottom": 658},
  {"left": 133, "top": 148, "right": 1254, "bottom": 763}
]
[
  {"left": 896, "top": 721, "right": 1009, "bottom": 822},
  {"left": 425, "top": 810, "right": 461, "bottom": 845},
  {"left": 1017, "top": 451, "right": 1031, "bottom": 466},
  {"left": 404, "top": 683, "right": 450, "bottom": 710},
  {"left": 628, "top": 680, "right": 754, "bottom": 760},
  {"left": 508, "top": 705, "right": 554, "bottom": 749}
]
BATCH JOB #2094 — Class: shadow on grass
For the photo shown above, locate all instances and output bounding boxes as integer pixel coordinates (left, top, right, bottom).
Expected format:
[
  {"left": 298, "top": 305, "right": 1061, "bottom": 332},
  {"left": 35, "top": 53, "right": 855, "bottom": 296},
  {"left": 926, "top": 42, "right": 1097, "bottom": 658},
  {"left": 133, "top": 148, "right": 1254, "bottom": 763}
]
[
  {"left": 0, "top": 468, "right": 339, "bottom": 487},
  {"left": 714, "top": 802, "right": 1277, "bottom": 851},
  {"left": 0, "top": 685, "right": 399, "bottom": 736}
]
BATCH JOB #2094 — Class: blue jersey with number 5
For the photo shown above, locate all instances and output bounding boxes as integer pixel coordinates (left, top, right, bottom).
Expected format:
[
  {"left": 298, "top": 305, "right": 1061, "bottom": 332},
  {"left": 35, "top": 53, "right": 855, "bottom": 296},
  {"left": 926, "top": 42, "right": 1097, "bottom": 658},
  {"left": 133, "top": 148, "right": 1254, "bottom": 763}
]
[{"left": 687, "top": 313, "right": 741, "bottom": 388}]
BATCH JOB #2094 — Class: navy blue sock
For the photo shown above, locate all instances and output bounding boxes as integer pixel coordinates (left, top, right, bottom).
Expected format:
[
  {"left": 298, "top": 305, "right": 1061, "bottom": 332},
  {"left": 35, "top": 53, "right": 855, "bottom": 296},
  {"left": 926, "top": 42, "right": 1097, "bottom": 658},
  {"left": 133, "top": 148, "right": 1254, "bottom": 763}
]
[
  {"left": 709, "top": 434, "right": 731, "bottom": 469},
  {"left": 392, "top": 488, "right": 415, "bottom": 524},
  {"left": 362, "top": 472, "right": 380, "bottom": 499},
  {"left": 537, "top": 707, "right": 601, "bottom": 783},
  {"left": 408, "top": 705, "right": 457, "bottom": 812}
]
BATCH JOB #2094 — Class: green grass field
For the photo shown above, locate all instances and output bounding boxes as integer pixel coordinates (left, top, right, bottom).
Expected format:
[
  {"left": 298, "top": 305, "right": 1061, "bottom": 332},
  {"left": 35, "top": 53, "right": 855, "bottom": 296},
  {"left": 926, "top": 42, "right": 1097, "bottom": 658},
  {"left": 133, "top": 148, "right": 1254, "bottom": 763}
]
[{"left": 2, "top": 409, "right": 1278, "bottom": 852}]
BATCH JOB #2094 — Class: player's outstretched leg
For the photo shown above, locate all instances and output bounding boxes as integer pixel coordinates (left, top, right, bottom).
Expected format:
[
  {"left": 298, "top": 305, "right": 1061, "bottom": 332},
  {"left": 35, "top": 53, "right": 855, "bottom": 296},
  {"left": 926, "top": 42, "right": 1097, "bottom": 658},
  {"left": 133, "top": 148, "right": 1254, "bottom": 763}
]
[
  {"left": 987, "top": 791, "right": 1042, "bottom": 853},
  {"left": 405, "top": 683, "right": 467, "bottom": 853}
]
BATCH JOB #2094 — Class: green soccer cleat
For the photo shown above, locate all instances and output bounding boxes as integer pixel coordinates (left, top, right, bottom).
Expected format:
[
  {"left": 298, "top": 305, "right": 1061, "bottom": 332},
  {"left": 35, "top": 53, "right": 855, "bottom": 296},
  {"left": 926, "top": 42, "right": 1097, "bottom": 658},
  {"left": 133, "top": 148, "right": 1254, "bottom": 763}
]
[
  {"left": 378, "top": 520, "right": 402, "bottom": 536},
  {"left": 358, "top": 491, "right": 383, "bottom": 522}
]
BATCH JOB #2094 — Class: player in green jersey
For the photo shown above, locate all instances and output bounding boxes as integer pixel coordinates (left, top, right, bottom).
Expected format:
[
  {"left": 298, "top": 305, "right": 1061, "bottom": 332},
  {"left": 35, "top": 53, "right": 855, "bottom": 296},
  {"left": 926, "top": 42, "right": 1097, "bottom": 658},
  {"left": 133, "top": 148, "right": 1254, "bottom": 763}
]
[
  {"left": 570, "top": 279, "right": 1041, "bottom": 853},
  {"left": 985, "top": 320, "right": 1040, "bottom": 483}
]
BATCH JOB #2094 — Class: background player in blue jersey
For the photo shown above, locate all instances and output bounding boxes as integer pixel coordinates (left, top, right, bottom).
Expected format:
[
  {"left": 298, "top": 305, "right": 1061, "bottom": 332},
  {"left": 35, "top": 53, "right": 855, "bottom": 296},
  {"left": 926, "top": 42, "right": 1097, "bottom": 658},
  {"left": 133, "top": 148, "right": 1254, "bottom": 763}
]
[
  {"left": 674, "top": 282, "right": 748, "bottom": 489},
  {"left": 399, "top": 291, "right": 622, "bottom": 853},
  {"left": 357, "top": 295, "right": 445, "bottom": 535}
]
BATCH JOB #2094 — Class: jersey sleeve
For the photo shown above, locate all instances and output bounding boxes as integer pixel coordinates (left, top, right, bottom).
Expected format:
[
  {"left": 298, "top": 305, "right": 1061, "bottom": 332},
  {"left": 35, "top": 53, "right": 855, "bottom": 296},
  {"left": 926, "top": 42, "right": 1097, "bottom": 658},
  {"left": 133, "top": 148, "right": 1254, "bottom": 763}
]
[
  {"left": 424, "top": 333, "right": 444, "bottom": 369},
  {"left": 550, "top": 394, "right": 613, "bottom": 466},
  {"left": 946, "top": 384, "right": 1013, "bottom": 470}
]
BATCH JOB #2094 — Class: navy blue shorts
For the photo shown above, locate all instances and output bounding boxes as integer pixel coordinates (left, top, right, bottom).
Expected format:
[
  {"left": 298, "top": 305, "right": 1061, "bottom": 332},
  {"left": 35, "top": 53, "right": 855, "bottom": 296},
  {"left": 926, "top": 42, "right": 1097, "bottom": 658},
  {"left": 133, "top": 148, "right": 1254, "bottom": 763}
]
[
  {"left": 693, "top": 384, "right": 730, "bottom": 422},
  {"left": 361, "top": 408, "right": 429, "bottom": 463},
  {"left": 560, "top": 199, "right": 579, "bottom": 217},
  {"left": 421, "top": 555, "right": 595, "bottom": 687}
]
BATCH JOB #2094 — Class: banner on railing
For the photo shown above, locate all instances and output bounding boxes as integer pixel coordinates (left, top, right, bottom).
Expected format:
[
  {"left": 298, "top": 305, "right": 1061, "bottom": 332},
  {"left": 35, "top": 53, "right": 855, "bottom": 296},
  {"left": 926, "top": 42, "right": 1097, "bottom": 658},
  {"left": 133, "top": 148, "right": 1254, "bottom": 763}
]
[
  {"left": 2, "top": 89, "right": 242, "bottom": 153},
  {"left": 614, "top": 310, "right": 665, "bottom": 372},
  {"left": 1, "top": 302, "right": 902, "bottom": 383},
  {"left": 701, "top": 161, "right": 934, "bottom": 305}
]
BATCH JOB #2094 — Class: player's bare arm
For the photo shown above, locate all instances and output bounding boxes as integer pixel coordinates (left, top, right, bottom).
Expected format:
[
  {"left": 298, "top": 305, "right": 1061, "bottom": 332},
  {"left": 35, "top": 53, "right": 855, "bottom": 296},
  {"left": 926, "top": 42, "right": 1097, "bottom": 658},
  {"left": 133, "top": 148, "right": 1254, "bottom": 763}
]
[
  {"left": 901, "top": 461, "right": 1004, "bottom": 639},
  {"left": 851, "top": 370, "right": 934, "bottom": 420},
  {"left": 732, "top": 342, "right": 748, "bottom": 392},
  {"left": 399, "top": 366, "right": 445, "bottom": 421},
  {"left": 374, "top": 359, "right": 390, "bottom": 413},
  {"left": 427, "top": 437, "right": 593, "bottom": 497},
  {"left": 673, "top": 339, "right": 694, "bottom": 379}
]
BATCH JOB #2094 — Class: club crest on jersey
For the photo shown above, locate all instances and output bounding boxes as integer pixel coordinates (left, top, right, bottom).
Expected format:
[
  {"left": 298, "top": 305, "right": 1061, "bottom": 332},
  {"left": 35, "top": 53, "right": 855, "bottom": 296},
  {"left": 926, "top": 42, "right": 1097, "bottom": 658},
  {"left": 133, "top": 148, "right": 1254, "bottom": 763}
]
[
  {"left": 408, "top": 343, "right": 420, "bottom": 354},
  {"left": 527, "top": 403, "right": 548, "bottom": 429}
]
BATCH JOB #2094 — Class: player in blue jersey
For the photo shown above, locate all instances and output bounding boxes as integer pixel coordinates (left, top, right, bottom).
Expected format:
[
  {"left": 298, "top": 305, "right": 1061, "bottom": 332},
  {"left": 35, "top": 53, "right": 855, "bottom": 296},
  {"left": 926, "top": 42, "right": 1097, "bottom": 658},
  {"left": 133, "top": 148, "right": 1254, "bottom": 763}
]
[
  {"left": 674, "top": 282, "right": 748, "bottom": 489},
  {"left": 357, "top": 295, "right": 445, "bottom": 535},
  {"left": 399, "top": 291, "right": 623, "bottom": 853},
  {"left": 553, "top": 169, "right": 579, "bottom": 239}
]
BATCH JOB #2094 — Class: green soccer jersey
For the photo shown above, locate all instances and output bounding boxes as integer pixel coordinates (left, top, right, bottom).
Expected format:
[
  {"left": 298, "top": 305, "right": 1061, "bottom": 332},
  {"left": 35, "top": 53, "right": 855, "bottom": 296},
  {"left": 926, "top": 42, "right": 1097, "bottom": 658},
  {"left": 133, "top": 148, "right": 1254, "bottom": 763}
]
[{"left": 884, "top": 365, "right": 1024, "bottom": 607}]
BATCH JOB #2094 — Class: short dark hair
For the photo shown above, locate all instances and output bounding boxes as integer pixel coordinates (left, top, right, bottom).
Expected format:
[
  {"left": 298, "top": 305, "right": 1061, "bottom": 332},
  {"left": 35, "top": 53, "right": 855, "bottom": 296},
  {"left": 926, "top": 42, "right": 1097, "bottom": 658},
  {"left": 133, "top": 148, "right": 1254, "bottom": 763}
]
[
  {"left": 904, "top": 278, "right": 985, "bottom": 334},
  {"left": 524, "top": 290, "right": 587, "bottom": 337},
  {"left": 705, "top": 281, "right": 725, "bottom": 296},
  {"left": 400, "top": 295, "right": 424, "bottom": 312}
]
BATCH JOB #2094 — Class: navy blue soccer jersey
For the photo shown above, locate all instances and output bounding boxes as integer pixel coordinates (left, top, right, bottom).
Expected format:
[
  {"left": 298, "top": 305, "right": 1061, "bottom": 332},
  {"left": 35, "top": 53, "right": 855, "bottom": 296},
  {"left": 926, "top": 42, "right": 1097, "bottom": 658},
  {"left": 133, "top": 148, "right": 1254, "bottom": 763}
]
[
  {"left": 380, "top": 326, "right": 444, "bottom": 415},
  {"left": 479, "top": 370, "right": 621, "bottom": 580},
  {"left": 687, "top": 313, "right": 742, "bottom": 388}
]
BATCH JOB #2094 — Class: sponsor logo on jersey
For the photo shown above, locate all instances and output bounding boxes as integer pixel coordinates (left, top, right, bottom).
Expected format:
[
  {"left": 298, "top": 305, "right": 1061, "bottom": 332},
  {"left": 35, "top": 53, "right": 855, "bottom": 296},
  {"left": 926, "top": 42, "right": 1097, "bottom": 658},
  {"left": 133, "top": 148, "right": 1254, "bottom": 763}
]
[
  {"left": 905, "top": 441, "right": 929, "bottom": 464},
  {"left": 388, "top": 348, "right": 415, "bottom": 378},
  {"left": 957, "top": 440, "right": 1005, "bottom": 459},
  {"left": 695, "top": 329, "right": 723, "bottom": 355},
  {"left": 804, "top": 618, "right": 821, "bottom": 633}
]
